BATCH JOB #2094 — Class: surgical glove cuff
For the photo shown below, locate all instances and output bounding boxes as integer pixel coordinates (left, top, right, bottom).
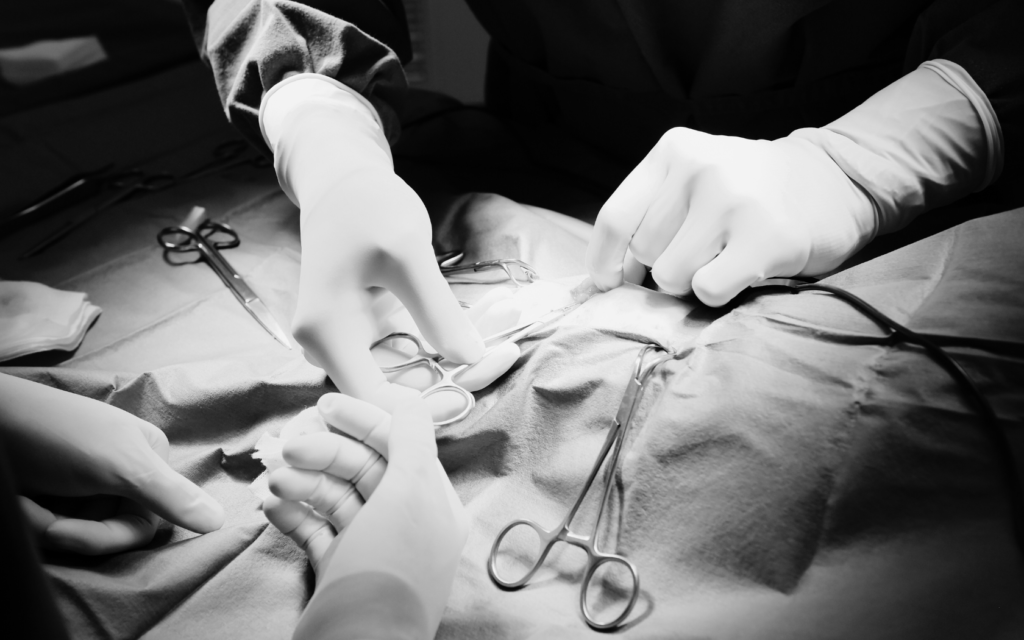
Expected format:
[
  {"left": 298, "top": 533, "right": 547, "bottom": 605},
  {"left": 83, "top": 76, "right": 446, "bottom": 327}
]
[
  {"left": 295, "top": 571, "right": 430, "bottom": 640},
  {"left": 259, "top": 74, "right": 394, "bottom": 210},
  {"left": 791, "top": 60, "right": 1002, "bottom": 236}
]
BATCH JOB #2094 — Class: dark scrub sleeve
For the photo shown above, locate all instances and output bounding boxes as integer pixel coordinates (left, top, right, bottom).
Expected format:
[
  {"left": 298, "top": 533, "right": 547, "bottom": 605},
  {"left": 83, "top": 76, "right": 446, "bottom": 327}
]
[
  {"left": 909, "top": 0, "right": 1024, "bottom": 202},
  {"left": 0, "top": 436, "right": 70, "bottom": 640},
  {"left": 178, "top": 0, "right": 412, "bottom": 153},
  {"left": 292, "top": 571, "right": 431, "bottom": 640}
]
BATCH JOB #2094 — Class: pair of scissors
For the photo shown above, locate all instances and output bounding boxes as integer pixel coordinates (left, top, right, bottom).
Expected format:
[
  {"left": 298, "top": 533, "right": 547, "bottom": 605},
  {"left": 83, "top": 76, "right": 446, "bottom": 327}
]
[
  {"left": 157, "top": 208, "right": 292, "bottom": 349},
  {"left": 180, "top": 140, "right": 271, "bottom": 182},
  {"left": 23, "top": 169, "right": 176, "bottom": 258},
  {"left": 371, "top": 286, "right": 596, "bottom": 426},
  {"left": 436, "top": 250, "right": 539, "bottom": 287},
  {"left": 371, "top": 332, "right": 477, "bottom": 425},
  {"left": 487, "top": 343, "right": 676, "bottom": 629}
]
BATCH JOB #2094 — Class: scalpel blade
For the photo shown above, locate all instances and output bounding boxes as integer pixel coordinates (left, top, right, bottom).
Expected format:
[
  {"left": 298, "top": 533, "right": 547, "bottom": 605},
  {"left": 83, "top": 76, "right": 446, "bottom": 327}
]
[{"left": 243, "top": 298, "right": 293, "bottom": 349}]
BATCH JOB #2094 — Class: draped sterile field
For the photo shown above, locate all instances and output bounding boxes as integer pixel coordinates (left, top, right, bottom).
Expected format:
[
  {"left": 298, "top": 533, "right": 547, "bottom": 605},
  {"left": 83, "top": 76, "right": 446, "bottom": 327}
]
[{"left": 7, "top": 184, "right": 1022, "bottom": 639}]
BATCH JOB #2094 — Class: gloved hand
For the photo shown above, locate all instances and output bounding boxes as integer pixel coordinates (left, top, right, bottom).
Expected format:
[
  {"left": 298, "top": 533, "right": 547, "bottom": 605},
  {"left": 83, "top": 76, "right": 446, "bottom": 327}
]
[
  {"left": 264, "top": 393, "right": 467, "bottom": 638},
  {"left": 587, "top": 129, "right": 876, "bottom": 306},
  {"left": 0, "top": 374, "right": 224, "bottom": 555},
  {"left": 261, "top": 74, "right": 486, "bottom": 409},
  {"left": 587, "top": 61, "right": 1002, "bottom": 307}
]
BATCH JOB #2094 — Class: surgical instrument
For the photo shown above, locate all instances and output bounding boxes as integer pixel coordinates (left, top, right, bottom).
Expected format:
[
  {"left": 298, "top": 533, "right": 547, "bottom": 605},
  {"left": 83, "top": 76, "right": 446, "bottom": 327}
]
[
  {"left": 487, "top": 344, "right": 675, "bottom": 629},
  {"left": 436, "top": 250, "right": 539, "bottom": 287},
  {"left": 157, "top": 207, "right": 292, "bottom": 349},
  {"left": 371, "top": 285, "right": 594, "bottom": 425},
  {"left": 1, "top": 164, "right": 112, "bottom": 233},
  {"left": 22, "top": 169, "right": 175, "bottom": 258}
]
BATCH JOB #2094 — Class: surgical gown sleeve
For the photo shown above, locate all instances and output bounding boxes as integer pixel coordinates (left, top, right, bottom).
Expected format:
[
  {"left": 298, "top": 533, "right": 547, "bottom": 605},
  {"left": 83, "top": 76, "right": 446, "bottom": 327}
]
[
  {"left": 907, "top": 0, "right": 1024, "bottom": 201},
  {"left": 177, "top": 0, "right": 411, "bottom": 153}
]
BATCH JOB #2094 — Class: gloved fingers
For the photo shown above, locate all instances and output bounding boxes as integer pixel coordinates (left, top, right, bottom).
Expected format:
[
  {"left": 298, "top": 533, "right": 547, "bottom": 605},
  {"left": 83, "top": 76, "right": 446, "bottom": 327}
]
[
  {"left": 133, "top": 418, "right": 172, "bottom": 460},
  {"left": 377, "top": 288, "right": 520, "bottom": 354},
  {"left": 466, "top": 288, "right": 514, "bottom": 324},
  {"left": 282, "top": 431, "right": 388, "bottom": 497},
  {"left": 689, "top": 239, "right": 767, "bottom": 307},
  {"left": 386, "top": 242, "right": 485, "bottom": 366},
  {"left": 690, "top": 221, "right": 810, "bottom": 306},
  {"left": 648, "top": 189, "right": 728, "bottom": 296},
  {"left": 367, "top": 288, "right": 412, "bottom": 338},
  {"left": 316, "top": 393, "right": 392, "bottom": 457},
  {"left": 38, "top": 499, "right": 158, "bottom": 555},
  {"left": 452, "top": 341, "right": 520, "bottom": 393},
  {"left": 116, "top": 441, "right": 224, "bottom": 534},
  {"left": 587, "top": 155, "right": 666, "bottom": 290},
  {"left": 268, "top": 467, "right": 365, "bottom": 530},
  {"left": 623, "top": 248, "right": 648, "bottom": 286},
  {"left": 279, "top": 406, "right": 330, "bottom": 441},
  {"left": 263, "top": 495, "right": 335, "bottom": 571},
  {"left": 386, "top": 400, "right": 438, "bottom": 471},
  {"left": 375, "top": 292, "right": 521, "bottom": 397},
  {"left": 292, "top": 287, "right": 393, "bottom": 404},
  {"left": 627, "top": 184, "right": 689, "bottom": 267},
  {"left": 474, "top": 297, "right": 522, "bottom": 342},
  {"left": 19, "top": 495, "right": 57, "bottom": 533}
]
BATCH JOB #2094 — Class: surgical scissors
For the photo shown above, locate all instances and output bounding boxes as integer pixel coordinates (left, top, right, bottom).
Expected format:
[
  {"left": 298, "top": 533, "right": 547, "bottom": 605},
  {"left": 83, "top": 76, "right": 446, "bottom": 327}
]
[
  {"left": 371, "top": 332, "right": 477, "bottom": 425},
  {"left": 22, "top": 169, "right": 176, "bottom": 258},
  {"left": 371, "top": 291, "right": 593, "bottom": 426},
  {"left": 487, "top": 343, "right": 676, "bottom": 629},
  {"left": 157, "top": 208, "right": 292, "bottom": 349}
]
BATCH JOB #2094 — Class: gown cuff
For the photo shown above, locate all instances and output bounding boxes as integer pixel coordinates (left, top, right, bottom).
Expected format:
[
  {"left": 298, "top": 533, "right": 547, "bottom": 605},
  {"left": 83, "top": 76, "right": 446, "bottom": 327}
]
[
  {"left": 790, "top": 59, "right": 1002, "bottom": 235},
  {"left": 257, "top": 73, "right": 394, "bottom": 208}
]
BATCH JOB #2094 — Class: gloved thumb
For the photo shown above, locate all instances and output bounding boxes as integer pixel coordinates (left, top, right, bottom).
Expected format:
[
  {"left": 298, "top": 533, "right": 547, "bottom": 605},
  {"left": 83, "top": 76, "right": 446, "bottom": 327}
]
[{"left": 120, "top": 445, "right": 225, "bottom": 534}]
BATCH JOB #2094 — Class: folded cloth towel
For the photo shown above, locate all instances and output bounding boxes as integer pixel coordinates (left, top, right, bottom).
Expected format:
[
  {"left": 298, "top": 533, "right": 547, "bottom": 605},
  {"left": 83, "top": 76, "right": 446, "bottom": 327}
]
[{"left": 0, "top": 280, "right": 101, "bottom": 362}]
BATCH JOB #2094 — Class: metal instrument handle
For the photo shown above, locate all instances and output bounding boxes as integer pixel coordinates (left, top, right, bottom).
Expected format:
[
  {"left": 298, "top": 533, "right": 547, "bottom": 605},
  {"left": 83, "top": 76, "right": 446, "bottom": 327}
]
[
  {"left": 579, "top": 553, "right": 640, "bottom": 630},
  {"left": 487, "top": 519, "right": 560, "bottom": 589}
]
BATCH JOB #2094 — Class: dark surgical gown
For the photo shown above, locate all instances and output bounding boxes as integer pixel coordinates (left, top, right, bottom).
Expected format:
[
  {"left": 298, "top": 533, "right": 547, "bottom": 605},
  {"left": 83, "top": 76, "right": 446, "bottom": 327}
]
[{"left": 178, "top": 0, "right": 1024, "bottom": 205}]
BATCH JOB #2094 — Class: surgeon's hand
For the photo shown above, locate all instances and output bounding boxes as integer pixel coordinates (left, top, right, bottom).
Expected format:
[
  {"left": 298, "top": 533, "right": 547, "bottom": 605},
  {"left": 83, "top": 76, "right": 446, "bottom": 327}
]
[
  {"left": 587, "top": 128, "right": 876, "bottom": 306},
  {"left": 0, "top": 374, "right": 224, "bottom": 555},
  {"left": 262, "top": 75, "right": 487, "bottom": 410},
  {"left": 264, "top": 393, "right": 467, "bottom": 637},
  {"left": 294, "top": 174, "right": 487, "bottom": 406}
]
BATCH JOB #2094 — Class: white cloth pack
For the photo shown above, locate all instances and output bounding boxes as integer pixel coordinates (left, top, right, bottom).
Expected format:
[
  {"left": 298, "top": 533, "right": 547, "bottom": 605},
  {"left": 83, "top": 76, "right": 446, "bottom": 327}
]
[{"left": 0, "top": 280, "right": 101, "bottom": 362}]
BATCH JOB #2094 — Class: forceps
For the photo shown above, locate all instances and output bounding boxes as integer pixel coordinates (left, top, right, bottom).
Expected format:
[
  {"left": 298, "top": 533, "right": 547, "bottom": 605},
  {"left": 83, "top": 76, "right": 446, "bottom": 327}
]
[
  {"left": 157, "top": 209, "right": 292, "bottom": 349},
  {"left": 487, "top": 344, "right": 676, "bottom": 629},
  {"left": 436, "top": 250, "right": 539, "bottom": 287},
  {"left": 23, "top": 169, "right": 176, "bottom": 258}
]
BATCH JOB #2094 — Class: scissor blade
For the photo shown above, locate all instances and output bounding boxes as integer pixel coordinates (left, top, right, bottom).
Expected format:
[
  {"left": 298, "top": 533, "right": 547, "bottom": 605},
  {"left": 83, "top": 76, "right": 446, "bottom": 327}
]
[{"left": 243, "top": 298, "right": 293, "bottom": 349}]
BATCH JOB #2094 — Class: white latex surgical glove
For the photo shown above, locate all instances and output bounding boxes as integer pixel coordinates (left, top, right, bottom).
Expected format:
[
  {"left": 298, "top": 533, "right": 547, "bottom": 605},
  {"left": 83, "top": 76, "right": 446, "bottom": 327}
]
[
  {"left": 261, "top": 74, "right": 486, "bottom": 409},
  {"left": 0, "top": 374, "right": 225, "bottom": 555},
  {"left": 263, "top": 393, "right": 467, "bottom": 639},
  {"left": 587, "top": 61, "right": 1003, "bottom": 307}
]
